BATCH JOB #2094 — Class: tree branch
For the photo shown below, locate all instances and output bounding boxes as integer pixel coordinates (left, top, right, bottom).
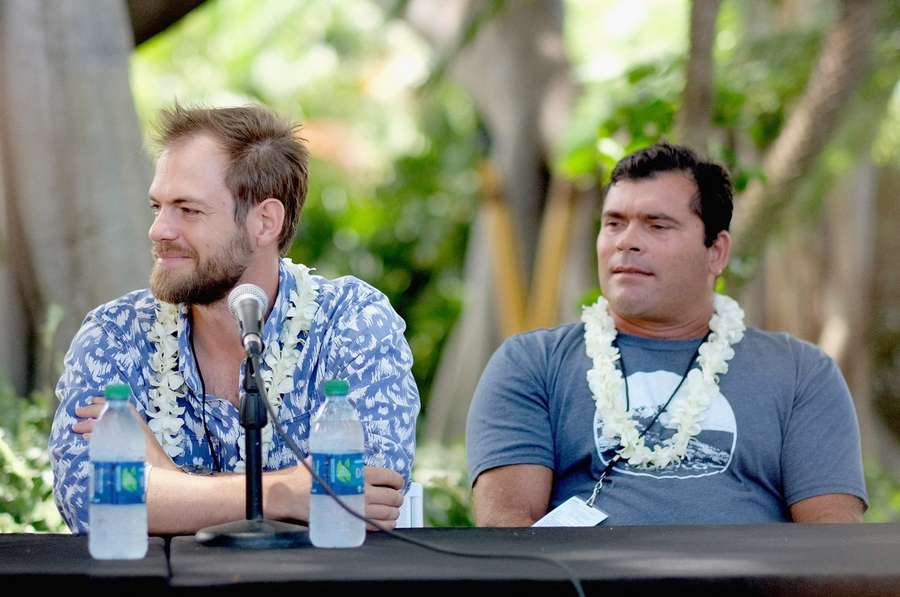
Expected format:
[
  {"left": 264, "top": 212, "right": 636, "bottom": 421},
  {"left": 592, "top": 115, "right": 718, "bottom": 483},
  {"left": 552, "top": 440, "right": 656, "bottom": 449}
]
[
  {"left": 675, "top": 0, "right": 722, "bottom": 153},
  {"left": 730, "top": 0, "right": 878, "bottom": 269},
  {"left": 127, "top": 0, "right": 207, "bottom": 46}
]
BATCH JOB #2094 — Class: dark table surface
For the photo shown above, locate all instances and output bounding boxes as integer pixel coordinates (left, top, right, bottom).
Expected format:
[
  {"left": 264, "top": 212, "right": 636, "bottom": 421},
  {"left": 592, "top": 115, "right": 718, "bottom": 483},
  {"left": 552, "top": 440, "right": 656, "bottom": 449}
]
[
  {"left": 3, "top": 524, "right": 899, "bottom": 596},
  {"left": 0, "top": 533, "right": 168, "bottom": 594},
  {"left": 168, "top": 524, "right": 900, "bottom": 596}
]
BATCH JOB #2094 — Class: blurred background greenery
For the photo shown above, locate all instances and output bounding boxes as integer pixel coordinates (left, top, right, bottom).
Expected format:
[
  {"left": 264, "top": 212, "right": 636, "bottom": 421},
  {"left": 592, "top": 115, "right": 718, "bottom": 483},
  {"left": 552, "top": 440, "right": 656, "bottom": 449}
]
[{"left": 0, "top": 0, "right": 897, "bottom": 530}]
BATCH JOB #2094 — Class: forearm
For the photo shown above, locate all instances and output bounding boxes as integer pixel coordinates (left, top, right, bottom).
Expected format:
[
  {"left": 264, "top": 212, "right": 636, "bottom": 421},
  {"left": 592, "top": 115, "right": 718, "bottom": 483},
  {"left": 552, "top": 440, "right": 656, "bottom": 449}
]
[
  {"left": 789, "top": 493, "right": 866, "bottom": 523},
  {"left": 146, "top": 466, "right": 312, "bottom": 534},
  {"left": 475, "top": 507, "right": 540, "bottom": 528},
  {"left": 794, "top": 510, "right": 863, "bottom": 523},
  {"left": 472, "top": 465, "right": 553, "bottom": 528}
]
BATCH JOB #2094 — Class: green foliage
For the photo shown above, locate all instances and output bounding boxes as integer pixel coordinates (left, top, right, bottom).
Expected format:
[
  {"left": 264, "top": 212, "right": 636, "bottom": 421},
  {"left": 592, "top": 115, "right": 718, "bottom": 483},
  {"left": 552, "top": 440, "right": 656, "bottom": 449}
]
[
  {"left": 131, "top": 0, "right": 481, "bottom": 409},
  {"left": 558, "top": 59, "right": 682, "bottom": 182},
  {"left": 293, "top": 88, "right": 479, "bottom": 403},
  {"left": 414, "top": 442, "right": 474, "bottom": 527},
  {"left": 0, "top": 387, "right": 66, "bottom": 533},
  {"left": 864, "top": 465, "right": 900, "bottom": 523},
  {"left": 559, "top": 26, "right": 822, "bottom": 190}
]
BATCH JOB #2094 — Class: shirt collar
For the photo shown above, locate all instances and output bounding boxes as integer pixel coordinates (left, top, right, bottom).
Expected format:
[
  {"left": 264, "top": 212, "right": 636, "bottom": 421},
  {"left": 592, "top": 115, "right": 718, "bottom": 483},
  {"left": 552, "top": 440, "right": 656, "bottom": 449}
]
[{"left": 173, "top": 258, "right": 296, "bottom": 402}]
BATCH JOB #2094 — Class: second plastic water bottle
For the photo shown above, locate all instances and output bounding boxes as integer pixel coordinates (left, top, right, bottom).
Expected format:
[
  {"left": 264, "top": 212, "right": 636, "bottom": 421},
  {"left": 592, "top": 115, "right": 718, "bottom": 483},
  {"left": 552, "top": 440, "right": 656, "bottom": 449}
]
[
  {"left": 89, "top": 383, "right": 147, "bottom": 559},
  {"left": 309, "top": 379, "right": 365, "bottom": 548}
]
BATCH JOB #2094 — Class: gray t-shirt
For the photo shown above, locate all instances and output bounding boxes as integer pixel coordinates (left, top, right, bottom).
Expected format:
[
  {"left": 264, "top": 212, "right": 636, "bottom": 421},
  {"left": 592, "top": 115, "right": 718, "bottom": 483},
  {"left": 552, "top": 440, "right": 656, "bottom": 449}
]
[{"left": 466, "top": 323, "right": 868, "bottom": 524}]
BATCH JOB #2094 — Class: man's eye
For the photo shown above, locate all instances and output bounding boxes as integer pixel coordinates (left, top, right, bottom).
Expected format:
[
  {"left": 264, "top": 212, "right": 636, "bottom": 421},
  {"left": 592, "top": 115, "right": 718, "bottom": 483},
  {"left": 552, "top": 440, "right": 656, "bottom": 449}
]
[
  {"left": 149, "top": 204, "right": 160, "bottom": 213},
  {"left": 180, "top": 207, "right": 200, "bottom": 215}
]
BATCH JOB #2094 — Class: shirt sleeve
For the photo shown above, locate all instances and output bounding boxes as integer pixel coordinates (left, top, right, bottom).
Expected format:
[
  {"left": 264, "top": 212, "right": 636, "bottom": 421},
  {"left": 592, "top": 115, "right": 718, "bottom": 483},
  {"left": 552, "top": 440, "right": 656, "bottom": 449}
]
[
  {"left": 48, "top": 314, "right": 141, "bottom": 533},
  {"left": 325, "top": 286, "right": 420, "bottom": 486},
  {"left": 781, "top": 341, "right": 868, "bottom": 509},
  {"left": 466, "top": 333, "right": 555, "bottom": 488}
]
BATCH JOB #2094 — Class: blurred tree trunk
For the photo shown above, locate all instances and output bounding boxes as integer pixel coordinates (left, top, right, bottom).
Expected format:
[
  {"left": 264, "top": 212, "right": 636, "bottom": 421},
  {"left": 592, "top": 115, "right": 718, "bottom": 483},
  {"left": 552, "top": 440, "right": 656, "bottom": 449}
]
[
  {"left": 818, "top": 158, "right": 889, "bottom": 474},
  {"left": 675, "top": 0, "right": 722, "bottom": 153},
  {"left": 871, "top": 165, "right": 900, "bottom": 476},
  {"left": 0, "top": 0, "right": 151, "bottom": 394},
  {"left": 742, "top": 94, "right": 898, "bottom": 475},
  {"left": 0, "top": 121, "right": 27, "bottom": 392},
  {"left": 404, "top": 0, "right": 588, "bottom": 441},
  {"left": 734, "top": 0, "right": 898, "bottom": 473},
  {"left": 730, "top": 0, "right": 877, "bottom": 265}
]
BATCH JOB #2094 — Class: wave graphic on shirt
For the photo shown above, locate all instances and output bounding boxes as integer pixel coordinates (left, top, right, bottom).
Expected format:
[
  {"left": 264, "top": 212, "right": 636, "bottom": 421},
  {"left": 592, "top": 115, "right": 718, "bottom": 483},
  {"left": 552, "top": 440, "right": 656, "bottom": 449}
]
[{"left": 592, "top": 370, "right": 737, "bottom": 479}]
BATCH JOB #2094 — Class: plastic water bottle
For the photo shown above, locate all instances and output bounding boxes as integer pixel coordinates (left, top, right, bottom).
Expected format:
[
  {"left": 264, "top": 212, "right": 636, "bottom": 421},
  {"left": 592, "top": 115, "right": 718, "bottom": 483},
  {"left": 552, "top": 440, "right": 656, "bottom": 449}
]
[
  {"left": 309, "top": 379, "right": 365, "bottom": 548},
  {"left": 89, "top": 383, "right": 147, "bottom": 559}
]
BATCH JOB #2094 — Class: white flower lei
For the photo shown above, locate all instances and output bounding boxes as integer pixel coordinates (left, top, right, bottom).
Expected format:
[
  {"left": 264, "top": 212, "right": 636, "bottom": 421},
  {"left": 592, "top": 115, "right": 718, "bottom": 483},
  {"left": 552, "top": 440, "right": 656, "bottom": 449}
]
[
  {"left": 147, "top": 258, "right": 319, "bottom": 467},
  {"left": 582, "top": 293, "right": 745, "bottom": 469}
]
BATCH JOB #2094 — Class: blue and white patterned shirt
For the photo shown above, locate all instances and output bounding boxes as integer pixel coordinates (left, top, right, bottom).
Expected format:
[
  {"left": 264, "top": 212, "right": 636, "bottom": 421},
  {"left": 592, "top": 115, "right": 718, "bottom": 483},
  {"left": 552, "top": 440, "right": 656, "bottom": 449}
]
[{"left": 49, "top": 260, "right": 420, "bottom": 532}]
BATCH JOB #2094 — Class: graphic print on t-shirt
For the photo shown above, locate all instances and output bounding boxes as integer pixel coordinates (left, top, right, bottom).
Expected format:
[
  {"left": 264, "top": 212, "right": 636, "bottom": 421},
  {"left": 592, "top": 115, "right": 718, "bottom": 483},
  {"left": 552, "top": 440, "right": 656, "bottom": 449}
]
[{"left": 593, "top": 370, "right": 737, "bottom": 479}]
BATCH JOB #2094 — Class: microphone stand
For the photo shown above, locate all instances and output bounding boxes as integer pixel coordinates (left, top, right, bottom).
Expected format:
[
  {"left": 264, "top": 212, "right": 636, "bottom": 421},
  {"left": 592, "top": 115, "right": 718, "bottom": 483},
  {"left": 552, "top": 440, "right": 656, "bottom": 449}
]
[{"left": 195, "top": 346, "right": 310, "bottom": 548}]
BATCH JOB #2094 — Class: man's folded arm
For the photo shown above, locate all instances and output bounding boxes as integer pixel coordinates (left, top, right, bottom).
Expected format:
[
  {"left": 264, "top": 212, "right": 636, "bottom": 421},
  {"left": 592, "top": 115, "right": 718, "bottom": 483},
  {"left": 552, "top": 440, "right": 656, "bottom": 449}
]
[
  {"left": 472, "top": 464, "right": 553, "bottom": 527},
  {"left": 146, "top": 466, "right": 312, "bottom": 535},
  {"left": 50, "top": 315, "right": 143, "bottom": 532}
]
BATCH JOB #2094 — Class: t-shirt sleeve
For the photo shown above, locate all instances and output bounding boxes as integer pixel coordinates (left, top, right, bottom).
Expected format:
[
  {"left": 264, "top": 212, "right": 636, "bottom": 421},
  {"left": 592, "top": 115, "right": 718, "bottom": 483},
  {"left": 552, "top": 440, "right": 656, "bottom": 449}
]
[
  {"left": 466, "top": 333, "right": 555, "bottom": 487},
  {"left": 324, "top": 286, "right": 420, "bottom": 486},
  {"left": 781, "top": 342, "right": 868, "bottom": 508}
]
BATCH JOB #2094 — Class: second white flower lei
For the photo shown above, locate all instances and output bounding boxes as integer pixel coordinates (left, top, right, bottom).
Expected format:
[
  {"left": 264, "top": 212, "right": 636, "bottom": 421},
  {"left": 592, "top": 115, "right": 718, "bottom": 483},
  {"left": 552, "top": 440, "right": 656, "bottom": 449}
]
[
  {"left": 582, "top": 293, "right": 745, "bottom": 469},
  {"left": 148, "top": 258, "right": 319, "bottom": 467}
]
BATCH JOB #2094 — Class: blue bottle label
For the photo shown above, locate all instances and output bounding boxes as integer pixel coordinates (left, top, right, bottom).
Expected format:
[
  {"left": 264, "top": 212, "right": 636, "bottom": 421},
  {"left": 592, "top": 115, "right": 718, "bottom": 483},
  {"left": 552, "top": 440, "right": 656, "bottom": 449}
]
[
  {"left": 90, "top": 461, "right": 146, "bottom": 505},
  {"left": 311, "top": 452, "right": 364, "bottom": 496}
]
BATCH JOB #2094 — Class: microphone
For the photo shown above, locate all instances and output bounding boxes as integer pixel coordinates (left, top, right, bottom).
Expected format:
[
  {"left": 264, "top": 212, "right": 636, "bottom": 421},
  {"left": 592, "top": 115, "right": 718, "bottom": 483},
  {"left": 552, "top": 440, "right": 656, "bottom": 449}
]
[{"left": 227, "top": 284, "right": 268, "bottom": 356}]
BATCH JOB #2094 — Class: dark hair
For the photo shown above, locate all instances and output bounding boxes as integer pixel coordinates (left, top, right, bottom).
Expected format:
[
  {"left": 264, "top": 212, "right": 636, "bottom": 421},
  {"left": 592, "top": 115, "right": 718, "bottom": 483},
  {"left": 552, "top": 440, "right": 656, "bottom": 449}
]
[
  {"left": 154, "top": 103, "right": 310, "bottom": 254},
  {"left": 608, "top": 141, "right": 733, "bottom": 247}
]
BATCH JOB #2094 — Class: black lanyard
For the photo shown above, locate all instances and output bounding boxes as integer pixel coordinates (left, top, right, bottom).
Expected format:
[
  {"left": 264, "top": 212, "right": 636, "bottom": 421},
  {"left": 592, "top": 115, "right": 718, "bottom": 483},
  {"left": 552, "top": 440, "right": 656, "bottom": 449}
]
[
  {"left": 592, "top": 332, "right": 710, "bottom": 489},
  {"left": 190, "top": 317, "right": 222, "bottom": 473}
]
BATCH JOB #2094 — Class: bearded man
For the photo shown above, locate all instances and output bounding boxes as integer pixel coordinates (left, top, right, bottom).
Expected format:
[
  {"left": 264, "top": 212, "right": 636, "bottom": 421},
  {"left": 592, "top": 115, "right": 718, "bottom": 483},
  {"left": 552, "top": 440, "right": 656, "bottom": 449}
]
[
  {"left": 466, "top": 142, "right": 867, "bottom": 526},
  {"left": 50, "top": 104, "right": 419, "bottom": 534}
]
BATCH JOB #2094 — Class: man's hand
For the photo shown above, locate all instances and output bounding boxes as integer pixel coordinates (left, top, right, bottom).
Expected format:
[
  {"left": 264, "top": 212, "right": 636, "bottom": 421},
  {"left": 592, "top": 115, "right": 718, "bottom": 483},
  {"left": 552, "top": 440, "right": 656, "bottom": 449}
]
[
  {"left": 266, "top": 464, "right": 404, "bottom": 530},
  {"left": 363, "top": 466, "right": 404, "bottom": 530},
  {"left": 72, "top": 397, "right": 106, "bottom": 438},
  {"left": 73, "top": 397, "right": 178, "bottom": 471}
]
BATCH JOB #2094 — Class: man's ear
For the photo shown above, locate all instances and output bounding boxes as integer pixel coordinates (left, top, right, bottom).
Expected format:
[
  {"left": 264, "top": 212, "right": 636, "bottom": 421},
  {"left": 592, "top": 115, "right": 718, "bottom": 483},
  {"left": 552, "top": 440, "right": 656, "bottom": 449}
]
[
  {"left": 708, "top": 230, "right": 731, "bottom": 277},
  {"left": 247, "top": 198, "right": 285, "bottom": 250}
]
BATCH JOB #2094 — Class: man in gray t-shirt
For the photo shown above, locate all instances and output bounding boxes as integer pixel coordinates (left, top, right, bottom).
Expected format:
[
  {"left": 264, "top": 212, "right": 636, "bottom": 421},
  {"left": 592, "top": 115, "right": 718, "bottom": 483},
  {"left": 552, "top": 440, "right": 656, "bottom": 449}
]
[{"left": 466, "top": 142, "right": 867, "bottom": 526}]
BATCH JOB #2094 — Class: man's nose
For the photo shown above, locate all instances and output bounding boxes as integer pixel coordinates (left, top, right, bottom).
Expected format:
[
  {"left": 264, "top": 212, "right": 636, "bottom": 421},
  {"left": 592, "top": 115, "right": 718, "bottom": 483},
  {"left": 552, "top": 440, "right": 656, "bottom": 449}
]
[
  {"left": 615, "top": 222, "right": 642, "bottom": 252},
  {"left": 148, "top": 208, "right": 177, "bottom": 242}
]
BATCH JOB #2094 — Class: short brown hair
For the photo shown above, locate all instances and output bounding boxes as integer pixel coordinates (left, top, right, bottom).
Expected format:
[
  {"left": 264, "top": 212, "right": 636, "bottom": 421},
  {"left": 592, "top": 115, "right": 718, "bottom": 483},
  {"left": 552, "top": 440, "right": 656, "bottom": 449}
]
[
  {"left": 154, "top": 103, "right": 310, "bottom": 254},
  {"left": 609, "top": 141, "right": 733, "bottom": 247}
]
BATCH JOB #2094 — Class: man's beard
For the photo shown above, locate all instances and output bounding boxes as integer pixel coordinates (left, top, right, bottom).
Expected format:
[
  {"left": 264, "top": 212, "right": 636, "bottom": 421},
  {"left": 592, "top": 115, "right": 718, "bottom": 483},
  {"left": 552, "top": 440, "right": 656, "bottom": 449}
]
[{"left": 150, "top": 229, "right": 253, "bottom": 305}]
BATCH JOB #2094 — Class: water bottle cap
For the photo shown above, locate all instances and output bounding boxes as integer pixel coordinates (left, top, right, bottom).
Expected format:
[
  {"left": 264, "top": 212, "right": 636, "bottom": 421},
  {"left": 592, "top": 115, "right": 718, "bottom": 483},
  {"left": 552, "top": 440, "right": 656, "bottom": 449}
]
[
  {"left": 104, "top": 383, "right": 132, "bottom": 401},
  {"left": 323, "top": 379, "right": 349, "bottom": 396}
]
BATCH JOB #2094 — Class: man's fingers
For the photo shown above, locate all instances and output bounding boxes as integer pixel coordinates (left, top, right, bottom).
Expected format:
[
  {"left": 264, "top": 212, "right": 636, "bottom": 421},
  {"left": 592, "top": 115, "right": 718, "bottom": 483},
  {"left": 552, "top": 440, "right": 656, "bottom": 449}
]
[
  {"left": 365, "top": 485, "right": 404, "bottom": 508},
  {"left": 366, "top": 519, "right": 397, "bottom": 532},
  {"left": 74, "top": 399, "right": 106, "bottom": 419},
  {"left": 72, "top": 419, "right": 96, "bottom": 435},
  {"left": 72, "top": 397, "right": 107, "bottom": 435},
  {"left": 364, "top": 501, "right": 399, "bottom": 531},
  {"left": 364, "top": 503, "right": 400, "bottom": 522},
  {"left": 364, "top": 466, "right": 404, "bottom": 490}
]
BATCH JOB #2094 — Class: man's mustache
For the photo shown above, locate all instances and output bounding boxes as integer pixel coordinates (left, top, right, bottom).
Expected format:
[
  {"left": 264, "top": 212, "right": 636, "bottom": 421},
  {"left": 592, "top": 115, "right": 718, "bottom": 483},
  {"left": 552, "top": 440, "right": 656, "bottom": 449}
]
[{"left": 152, "top": 242, "right": 197, "bottom": 260}]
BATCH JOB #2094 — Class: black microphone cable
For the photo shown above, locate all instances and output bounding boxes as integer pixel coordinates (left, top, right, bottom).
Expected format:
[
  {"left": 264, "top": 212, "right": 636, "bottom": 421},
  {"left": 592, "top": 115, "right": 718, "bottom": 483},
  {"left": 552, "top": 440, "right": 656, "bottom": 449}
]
[{"left": 252, "top": 366, "right": 586, "bottom": 597}]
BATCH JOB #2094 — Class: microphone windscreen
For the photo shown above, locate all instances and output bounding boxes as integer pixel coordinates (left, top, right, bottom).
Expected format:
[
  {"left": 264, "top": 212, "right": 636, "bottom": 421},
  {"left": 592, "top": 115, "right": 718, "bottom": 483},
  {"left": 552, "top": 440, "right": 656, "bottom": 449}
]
[{"left": 227, "top": 284, "right": 268, "bottom": 319}]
